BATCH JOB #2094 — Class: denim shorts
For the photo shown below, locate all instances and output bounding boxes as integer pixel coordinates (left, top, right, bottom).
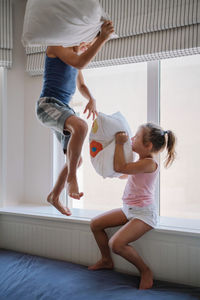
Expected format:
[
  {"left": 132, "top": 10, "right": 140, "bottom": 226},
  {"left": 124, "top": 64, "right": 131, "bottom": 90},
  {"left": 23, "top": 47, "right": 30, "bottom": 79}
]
[
  {"left": 122, "top": 203, "right": 158, "bottom": 228},
  {"left": 36, "top": 97, "right": 76, "bottom": 152}
]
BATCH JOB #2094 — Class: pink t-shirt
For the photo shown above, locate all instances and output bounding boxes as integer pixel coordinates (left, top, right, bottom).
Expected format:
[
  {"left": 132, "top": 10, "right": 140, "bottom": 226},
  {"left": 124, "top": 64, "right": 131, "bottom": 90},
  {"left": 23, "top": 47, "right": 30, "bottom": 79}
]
[{"left": 122, "top": 160, "right": 159, "bottom": 207}]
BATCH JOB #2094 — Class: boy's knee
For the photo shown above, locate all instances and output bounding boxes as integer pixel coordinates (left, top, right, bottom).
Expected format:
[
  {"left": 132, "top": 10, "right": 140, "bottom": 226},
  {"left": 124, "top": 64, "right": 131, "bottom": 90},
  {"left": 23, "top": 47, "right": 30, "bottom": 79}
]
[
  {"left": 64, "top": 117, "right": 88, "bottom": 137},
  {"left": 73, "top": 119, "right": 88, "bottom": 136}
]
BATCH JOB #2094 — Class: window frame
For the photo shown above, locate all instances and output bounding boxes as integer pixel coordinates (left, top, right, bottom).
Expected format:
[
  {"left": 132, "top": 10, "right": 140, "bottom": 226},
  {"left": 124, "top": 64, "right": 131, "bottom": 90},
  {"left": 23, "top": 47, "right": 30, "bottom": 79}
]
[
  {"left": 53, "top": 60, "right": 200, "bottom": 230},
  {"left": 147, "top": 61, "right": 160, "bottom": 217}
]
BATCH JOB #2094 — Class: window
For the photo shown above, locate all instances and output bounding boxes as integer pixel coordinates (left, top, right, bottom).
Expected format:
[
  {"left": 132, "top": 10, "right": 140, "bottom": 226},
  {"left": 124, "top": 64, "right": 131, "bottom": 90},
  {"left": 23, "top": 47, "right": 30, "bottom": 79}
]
[
  {"left": 160, "top": 55, "right": 200, "bottom": 224},
  {"left": 70, "top": 63, "right": 147, "bottom": 213},
  {"left": 53, "top": 55, "right": 200, "bottom": 230}
]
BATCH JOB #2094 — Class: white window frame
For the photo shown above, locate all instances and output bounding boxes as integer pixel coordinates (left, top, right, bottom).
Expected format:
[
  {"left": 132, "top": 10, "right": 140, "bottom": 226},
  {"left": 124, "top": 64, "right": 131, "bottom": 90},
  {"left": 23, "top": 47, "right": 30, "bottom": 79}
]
[{"left": 147, "top": 61, "right": 160, "bottom": 217}]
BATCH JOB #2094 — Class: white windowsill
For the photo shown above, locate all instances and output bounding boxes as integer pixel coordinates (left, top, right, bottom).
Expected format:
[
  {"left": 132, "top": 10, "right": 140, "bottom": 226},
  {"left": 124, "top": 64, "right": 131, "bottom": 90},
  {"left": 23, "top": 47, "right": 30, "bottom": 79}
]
[
  {"left": 0, "top": 204, "right": 200, "bottom": 237},
  {"left": 0, "top": 205, "right": 92, "bottom": 225}
]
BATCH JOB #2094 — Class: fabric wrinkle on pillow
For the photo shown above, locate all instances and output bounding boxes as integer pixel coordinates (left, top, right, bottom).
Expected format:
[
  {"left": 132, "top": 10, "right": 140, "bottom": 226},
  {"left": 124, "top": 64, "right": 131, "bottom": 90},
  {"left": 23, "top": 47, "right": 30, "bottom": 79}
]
[
  {"left": 89, "top": 112, "right": 134, "bottom": 178},
  {"left": 22, "top": 0, "right": 116, "bottom": 47}
]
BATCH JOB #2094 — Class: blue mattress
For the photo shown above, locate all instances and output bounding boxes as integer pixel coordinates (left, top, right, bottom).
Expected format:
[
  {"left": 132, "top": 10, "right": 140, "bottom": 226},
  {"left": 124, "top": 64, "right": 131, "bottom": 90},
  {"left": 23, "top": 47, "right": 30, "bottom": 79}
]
[{"left": 0, "top": 249, "right": 199, "bottom": 300}]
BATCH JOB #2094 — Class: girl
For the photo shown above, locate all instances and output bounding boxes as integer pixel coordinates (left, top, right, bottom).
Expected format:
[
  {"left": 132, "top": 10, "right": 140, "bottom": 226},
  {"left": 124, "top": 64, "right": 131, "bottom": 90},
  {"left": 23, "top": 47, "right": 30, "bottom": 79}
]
[{"left": 88, "top": 123, "right": 176, "bottom": 290}]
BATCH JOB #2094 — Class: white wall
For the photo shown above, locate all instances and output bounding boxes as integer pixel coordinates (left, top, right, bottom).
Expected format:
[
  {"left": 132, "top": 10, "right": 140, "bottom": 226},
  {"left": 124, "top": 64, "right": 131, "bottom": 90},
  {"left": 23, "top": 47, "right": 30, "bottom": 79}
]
[
  {"left": 3, "top": 0, "right": 53, "bottom": 206},
  {"left": 4, "top": 0, "right": 26, "bottom": 205},
  {"left": 24, "top": 72, "right": 53, "bottom": 204}
]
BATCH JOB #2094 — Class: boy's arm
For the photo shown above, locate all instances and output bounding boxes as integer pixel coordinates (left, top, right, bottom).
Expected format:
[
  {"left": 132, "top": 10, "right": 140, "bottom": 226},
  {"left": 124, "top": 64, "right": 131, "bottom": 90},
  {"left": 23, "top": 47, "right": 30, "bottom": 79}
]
[
  {"left": 114, "top": 132, "right": 156, "bottom": 174},
  {"left": 77, "top": 70, "right": 97, "bottom": 120},
  {"left": 51, "top": 21, "right": 114, "bottom": 69}
]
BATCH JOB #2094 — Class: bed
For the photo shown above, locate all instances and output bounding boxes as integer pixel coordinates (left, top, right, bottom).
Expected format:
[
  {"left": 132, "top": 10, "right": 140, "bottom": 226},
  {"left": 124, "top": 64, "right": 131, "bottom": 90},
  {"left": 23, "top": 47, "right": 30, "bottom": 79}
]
[{"left": 0, "top": 249, "right": 199, "bottom": 300}]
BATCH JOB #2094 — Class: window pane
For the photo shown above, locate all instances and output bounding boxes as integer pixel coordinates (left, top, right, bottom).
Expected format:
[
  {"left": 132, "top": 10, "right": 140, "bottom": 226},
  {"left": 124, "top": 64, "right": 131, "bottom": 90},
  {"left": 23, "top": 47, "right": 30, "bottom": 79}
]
[
  {"left": 71, "top": 63, "right": 147, "bottom": 212},
  {"left": 160, "top": 55, "right": 200, "bottom": 220}
]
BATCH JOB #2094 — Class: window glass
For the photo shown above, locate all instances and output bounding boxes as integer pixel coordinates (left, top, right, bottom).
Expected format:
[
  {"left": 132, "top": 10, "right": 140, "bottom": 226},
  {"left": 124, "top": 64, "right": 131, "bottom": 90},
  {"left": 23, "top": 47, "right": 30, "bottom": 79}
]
[
  {"left": 70, "top": 63, "right": 147, "bottom": 212},
  {"left": 160, "top": 55, "right": 200, "bottom": 220}
]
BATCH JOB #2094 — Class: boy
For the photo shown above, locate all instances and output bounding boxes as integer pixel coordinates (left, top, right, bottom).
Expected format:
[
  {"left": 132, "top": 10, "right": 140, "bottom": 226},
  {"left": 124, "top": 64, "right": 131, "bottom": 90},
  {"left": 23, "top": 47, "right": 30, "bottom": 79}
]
[{"left": 36, "top": 21, "right": 114, "bottom": 216}]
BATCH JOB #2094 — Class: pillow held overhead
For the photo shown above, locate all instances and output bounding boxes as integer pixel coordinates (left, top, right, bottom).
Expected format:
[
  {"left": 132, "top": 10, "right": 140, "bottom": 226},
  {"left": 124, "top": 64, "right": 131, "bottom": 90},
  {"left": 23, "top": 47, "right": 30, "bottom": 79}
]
[{"left": 22, "top": 0, "right": 108, "bottom": 47}]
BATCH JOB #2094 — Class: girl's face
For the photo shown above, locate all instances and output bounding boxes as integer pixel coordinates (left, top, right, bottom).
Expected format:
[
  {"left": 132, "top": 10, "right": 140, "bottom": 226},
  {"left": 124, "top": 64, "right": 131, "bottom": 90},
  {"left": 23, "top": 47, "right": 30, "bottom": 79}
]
[{"left": 131, "top": 127, "right": 146, "bottom": 154}]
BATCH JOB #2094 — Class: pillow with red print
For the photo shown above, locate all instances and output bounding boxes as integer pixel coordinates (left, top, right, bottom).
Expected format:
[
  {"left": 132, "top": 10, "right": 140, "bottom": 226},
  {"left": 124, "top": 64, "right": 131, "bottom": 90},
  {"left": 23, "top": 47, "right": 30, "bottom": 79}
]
[{"left": 89, "top": 112, "right": 134, "bottom": 178}]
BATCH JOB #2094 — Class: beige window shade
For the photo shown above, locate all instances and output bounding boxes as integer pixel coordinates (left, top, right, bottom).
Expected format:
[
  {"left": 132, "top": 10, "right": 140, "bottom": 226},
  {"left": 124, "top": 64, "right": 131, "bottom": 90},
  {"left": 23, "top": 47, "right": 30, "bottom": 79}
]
[
  {"left": 0, "top": 0, "right": 13, "bottom": 68},
  {"left": 25, "top": 0, "right": 200, "bottom": 76}
]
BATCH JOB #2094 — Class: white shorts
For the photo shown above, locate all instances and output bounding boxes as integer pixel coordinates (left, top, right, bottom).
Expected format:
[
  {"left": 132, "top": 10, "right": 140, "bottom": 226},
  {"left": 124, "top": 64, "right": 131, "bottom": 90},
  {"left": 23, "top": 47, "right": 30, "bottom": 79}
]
[{"left": 122, "top": 203, "right": 157, "bottom": 228}]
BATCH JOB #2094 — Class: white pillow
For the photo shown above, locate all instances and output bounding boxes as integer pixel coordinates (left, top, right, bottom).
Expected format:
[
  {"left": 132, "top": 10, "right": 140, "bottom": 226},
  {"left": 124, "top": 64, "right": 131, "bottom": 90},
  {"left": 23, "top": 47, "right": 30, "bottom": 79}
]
[
  {"left": 89, "top": 112, "right": 134, "bottom": 178},
  {"left": 22, "top": 0, "right": 109, "bottom": 47}
]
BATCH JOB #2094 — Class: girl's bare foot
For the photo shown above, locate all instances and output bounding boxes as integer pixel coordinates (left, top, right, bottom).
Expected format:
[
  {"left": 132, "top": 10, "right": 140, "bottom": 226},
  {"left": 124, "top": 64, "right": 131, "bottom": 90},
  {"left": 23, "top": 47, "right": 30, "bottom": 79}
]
[
  {"left": 88, "top": 258, "right": 114, "bottom": 270},
  {"left": 139, "top": 268, "right": 153, "bottom": 290},
  {"left": 47, "top": 193, "right": 71, "bottom": 216},
  {"left": 67, "top": 178, "right": 84, "bottom": 199}
]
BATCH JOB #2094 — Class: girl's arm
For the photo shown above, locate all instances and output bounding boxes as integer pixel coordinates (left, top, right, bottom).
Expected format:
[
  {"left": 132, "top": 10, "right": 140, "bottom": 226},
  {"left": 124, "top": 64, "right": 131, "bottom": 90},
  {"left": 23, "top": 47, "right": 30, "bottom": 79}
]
[
  {"left": 49, "top": 21, "right": 114, "bottom": 69},
  {"left": 114, "top": 132, "right": 157, "bottom": 174},
  {"left": 77, "top": 70, "right": 97, "bottom": 120}
]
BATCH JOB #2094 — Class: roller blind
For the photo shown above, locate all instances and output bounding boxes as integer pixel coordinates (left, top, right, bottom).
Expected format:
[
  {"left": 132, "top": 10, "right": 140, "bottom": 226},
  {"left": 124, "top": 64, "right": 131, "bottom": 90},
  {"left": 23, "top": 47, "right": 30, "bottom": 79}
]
[
  {"left": 26, "top": 0, "right": 200, "bottom": 76},
  {"left": 0, "top": 0, "right": 13, "bottom": 68}
]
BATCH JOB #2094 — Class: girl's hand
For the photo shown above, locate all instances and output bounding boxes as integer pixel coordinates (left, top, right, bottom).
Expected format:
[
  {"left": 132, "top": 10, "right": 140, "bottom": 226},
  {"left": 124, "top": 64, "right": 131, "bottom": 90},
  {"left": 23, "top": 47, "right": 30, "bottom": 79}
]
[
  {"left": 100, "top": 20, "right": 114, "bottom": 41},
  {"left": 115, "top": 132, "right": 129, "bottom": 144},
  {"left": 83, "top": 98, "right": 98, "bottom": 120}
]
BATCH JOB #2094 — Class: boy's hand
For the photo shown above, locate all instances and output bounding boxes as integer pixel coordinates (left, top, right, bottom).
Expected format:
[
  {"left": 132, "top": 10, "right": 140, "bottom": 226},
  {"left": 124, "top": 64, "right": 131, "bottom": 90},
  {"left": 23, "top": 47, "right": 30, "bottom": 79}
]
[
  {"left": 115, "top": 132, "right": 129, "bottom": 144},
  {"left": 83, "top": 98, "right": 98, "bottom": 120},
  {"left": 100, "top": 20, "right": 114, "bottom": 41}
]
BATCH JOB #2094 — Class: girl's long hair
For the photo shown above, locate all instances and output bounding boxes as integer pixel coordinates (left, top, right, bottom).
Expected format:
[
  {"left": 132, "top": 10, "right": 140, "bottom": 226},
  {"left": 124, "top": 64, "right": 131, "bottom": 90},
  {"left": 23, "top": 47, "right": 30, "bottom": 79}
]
[{"left": 141, "top": 123, "right": 176, "bottom": 167}]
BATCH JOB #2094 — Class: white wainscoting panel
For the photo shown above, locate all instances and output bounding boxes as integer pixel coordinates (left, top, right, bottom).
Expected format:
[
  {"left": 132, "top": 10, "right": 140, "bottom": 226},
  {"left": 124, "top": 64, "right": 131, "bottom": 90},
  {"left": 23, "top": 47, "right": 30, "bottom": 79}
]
[{"left": 0, "top": 214, "right": 200, "bottom": 287}]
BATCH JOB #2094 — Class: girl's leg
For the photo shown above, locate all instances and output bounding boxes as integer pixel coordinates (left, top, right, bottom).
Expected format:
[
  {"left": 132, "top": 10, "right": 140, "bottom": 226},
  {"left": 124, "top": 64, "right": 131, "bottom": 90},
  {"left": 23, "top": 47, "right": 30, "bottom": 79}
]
[
  {"left": 89, "top": 209, "right": 128, "bottom": 270},
  {"left": 109, "top": 219, "right": 153, "bottom": 290},
  {"left": 47, "top": 157, "right": 82, "bottom": 216}
]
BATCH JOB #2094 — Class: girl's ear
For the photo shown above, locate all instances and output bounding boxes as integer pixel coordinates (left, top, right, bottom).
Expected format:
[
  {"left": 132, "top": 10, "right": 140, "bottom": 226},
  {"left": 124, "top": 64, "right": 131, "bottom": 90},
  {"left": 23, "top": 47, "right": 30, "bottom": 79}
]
[{"left": 146, "top": 141, "right": 153, "bottom": 151}]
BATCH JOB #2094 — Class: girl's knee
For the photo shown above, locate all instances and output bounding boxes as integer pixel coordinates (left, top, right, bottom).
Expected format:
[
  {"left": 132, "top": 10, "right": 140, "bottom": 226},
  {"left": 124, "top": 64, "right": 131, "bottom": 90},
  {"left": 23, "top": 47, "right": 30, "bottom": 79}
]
[
  {"left": 90, "top": 218, "right": 104, "bottom": 232},
  {"left": 109, "top": 238, "right": 124, "bottom": 255}
]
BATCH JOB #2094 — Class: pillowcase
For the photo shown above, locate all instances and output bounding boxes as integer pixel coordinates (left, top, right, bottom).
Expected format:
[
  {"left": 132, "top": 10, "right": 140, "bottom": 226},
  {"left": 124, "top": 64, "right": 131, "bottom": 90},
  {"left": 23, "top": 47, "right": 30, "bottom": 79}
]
[
  {"left": 22, "top": 0, "right": 109, "bottom": 47},
  {"left": 89, "top": 112, "right": 134, "bottom": 178}
]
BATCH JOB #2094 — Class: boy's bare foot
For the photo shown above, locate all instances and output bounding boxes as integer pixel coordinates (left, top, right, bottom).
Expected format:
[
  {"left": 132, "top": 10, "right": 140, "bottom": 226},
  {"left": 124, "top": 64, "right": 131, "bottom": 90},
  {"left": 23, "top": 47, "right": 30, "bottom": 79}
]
[
  {"left": 47, "top": 193, "right": 71, "bottom": 216},
  {"left": 67, "top": 178, "right": 84, "bottom": 199},
  {"left": 139, "top": 268, "right": 153, "bottom": 290},
  {"left": 88, "top": 258, "right": 114, "bottom": 270}
]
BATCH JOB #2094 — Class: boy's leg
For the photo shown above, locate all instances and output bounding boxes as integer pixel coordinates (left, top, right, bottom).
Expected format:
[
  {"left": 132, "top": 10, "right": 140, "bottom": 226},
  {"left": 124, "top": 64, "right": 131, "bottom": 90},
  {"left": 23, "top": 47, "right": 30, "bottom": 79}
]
[
  {"left": 64, "top": 115, "right": 88, "bottom": 199},
  {"left": 88, "top": 209, "right": 128, "bottom": 270},
  {"left": 36, "top": 98, "right": 86, "bottom": 210},
  {"left": 108, "top": 219, "right": 153, "bottom": 289},
  {"left": 47, "top": 157, "right": 82, "bottom": 216}
]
